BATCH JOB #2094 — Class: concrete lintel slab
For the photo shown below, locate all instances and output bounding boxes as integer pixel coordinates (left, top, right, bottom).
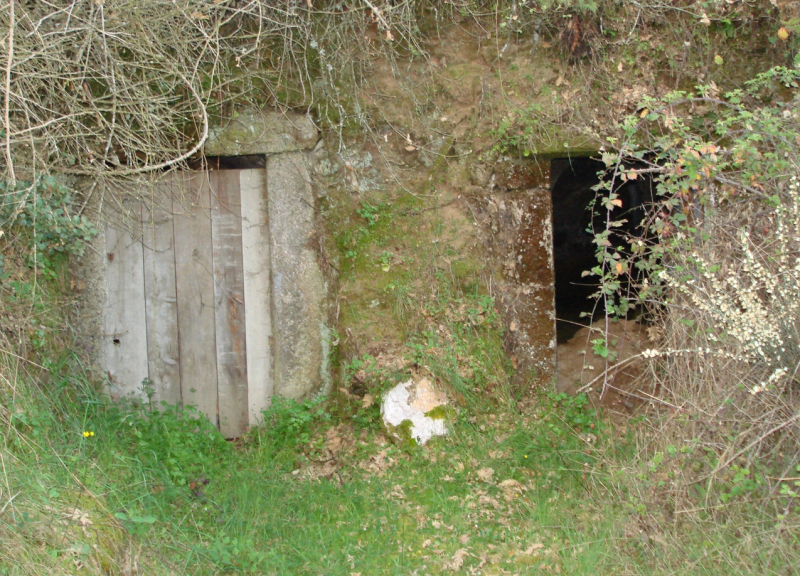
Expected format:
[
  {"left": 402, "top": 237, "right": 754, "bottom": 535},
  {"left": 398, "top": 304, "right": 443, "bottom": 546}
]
[{"left": 205, "top": 109, "right": 318, "bottom": 157}]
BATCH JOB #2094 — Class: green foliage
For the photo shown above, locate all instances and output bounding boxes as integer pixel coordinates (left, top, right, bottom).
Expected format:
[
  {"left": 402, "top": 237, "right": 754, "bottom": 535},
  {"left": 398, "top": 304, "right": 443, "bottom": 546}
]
[
  {"left": 502, "top": 392, "right": 601, "bottom": 492},
  {"left": 336, "top": 201, "right": 393, "bottom": 264},
  {"left": 356, "top": 201, "right": 382, "bottom": 228},
  {"left": 720, "top": 465, "right": 764, "bottom": 503},
  {"left": 260, "top": 395, "right": 330, "bottom": 448},
  {"left": 546, "top": 392, "right": 602, "bottom": 434},
  {"left": 592, "top": 66, "right": 800, "bottom": 323},
  {"left": 0, "top": 177, "right": 97, "bottom": 276},
  {"left": 111, "top": 399, "right": 230, "bottom": 488},
  {"left": 490, "top": 103, "right": 547, "bottom": 156},
  {"left": 198, "top": 535, "right": 271, "bottom": 574},
  {"left": 405, "top": 292, "right": 510, "bottom": 407},
  {"left": 587, "top": 67, "right": 800, "bottom": 546}
]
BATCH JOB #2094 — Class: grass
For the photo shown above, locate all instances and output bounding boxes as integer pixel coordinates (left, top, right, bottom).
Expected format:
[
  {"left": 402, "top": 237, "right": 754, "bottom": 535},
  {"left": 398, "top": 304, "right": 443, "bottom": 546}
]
[
  {"left": 1, "top": 355, "right": 623, "bottom": 575},
  {"left": 1, "top": 254, "right": 797, "bottom": 576}
]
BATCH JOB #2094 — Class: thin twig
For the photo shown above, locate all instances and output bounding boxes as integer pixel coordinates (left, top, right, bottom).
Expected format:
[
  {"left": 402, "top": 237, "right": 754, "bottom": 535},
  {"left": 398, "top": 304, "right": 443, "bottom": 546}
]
[{"left": 4, "top": 0, "right": 15, "bottom": 185}]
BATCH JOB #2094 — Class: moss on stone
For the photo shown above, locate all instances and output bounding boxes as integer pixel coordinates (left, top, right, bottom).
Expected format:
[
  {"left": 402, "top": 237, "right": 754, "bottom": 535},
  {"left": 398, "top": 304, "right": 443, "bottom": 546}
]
[
  {"left": 424, "top": 405, "right": 457, "bottom": 420},
  {"left": 386, "top": 418, "right": 419, "bottom": 448}
]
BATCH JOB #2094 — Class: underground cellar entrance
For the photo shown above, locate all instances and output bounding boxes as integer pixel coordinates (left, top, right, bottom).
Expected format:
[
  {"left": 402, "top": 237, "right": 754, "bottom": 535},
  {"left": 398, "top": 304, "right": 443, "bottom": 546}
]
[{"left": 550, "top": 156, "right": 654, "bottom": 344}]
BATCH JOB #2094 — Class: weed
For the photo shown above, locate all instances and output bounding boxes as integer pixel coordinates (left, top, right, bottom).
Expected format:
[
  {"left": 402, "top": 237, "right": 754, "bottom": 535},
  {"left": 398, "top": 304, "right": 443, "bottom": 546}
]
[
  {"left": 0, "top": 177, "right": 97, "bottom": 275},
  {"left": 113, "top": 400, "right": 230, "bottom": 487},
  {"left": 546, "top": 392, "right": 602, "bottom": 434},
  {"left": 259, "top": 395, "right": 330, "bottom": 449},
  {"left": 356, "top": 201, "right": 382, "bottom": 228}
]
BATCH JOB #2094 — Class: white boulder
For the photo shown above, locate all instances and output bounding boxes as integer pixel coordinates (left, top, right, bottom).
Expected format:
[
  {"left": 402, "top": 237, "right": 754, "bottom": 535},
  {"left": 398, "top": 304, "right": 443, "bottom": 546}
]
[{"left": 381, "top": 378, "right": 449, "bottom": 445}]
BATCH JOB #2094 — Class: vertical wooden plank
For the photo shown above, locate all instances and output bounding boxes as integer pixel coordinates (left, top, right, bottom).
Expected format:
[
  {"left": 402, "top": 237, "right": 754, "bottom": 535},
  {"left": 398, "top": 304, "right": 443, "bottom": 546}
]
[
  {"left": 173, "top": 173, "right": 219, "bottom": 424},
  {"left": 210, "top": 170, "right": 249, "bottom": 438},
  {"left": 239, "top": 168, "right": 273, "bottom": 427},
  {"left": 142, "top": 176, "right": 181, "bottom": 406},
  {"left": 104, "top": 205, "right": 149, "bottom": 400}
]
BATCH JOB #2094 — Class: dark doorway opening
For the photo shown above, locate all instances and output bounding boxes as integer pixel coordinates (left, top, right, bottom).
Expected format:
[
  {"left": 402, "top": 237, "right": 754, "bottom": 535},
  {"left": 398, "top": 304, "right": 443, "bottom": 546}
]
[
  {"left": 550, "top": 156, "right": 654, "bottom": 343},
  {"left": 186, "top": 154, "right": 266, "bottom": 170}
]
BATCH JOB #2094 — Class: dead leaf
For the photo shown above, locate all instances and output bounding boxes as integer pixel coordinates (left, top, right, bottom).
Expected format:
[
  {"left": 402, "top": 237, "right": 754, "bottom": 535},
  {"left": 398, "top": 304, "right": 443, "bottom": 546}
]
[
  {"left": 778, "top": 27, "right": 790, "bottom": 41},
  {"left": 478, "top": 494, "right": 500, "bottom": 509},
  {"left": 445, "top": 548, "right": 469, "bottom": 570},
  {"left": 362, "top": 394, "right": 374, "bottom": 408},
  {"left": 498, "top": 478, "right": 524, "bottom": 490},
  {"left": 66, "top": 508, "right": 93, "bottom": 527},
  {"left": 700, "top": 12, "right": 711, "bottom": 26},
  {"left": 325, "top": 426, "right": 342, "bottom": 453},
  {"left": 615, "top": 262, "right": 624, "bottom": 275},
  {"left": 498, "top": 478, "right": 526, "bottom": 501},
  {"left": 509, "top": 321, "right": 517, "bottom": 332},
  {"left": 476, "top": 467, "right": 495, "bottom": 482},
  {"left": 422, "top": 539, "right": 432, "bottom": 548},
  {"left": 522, "top": 542, "right": 545, "bottom": 555},
  {"left": 617, "top": 61, "right": 624, "bottom": 72},
  {"left": 610, "top": 198, "right": 623, "bottom": 208},
  {"left": 385, "top": 30, "right": 394, "bottom": 41},
  {"left": 190, "top": 11, "right": 209, "bottom": 19},
  {"left": 405, "top": 145, "right": 416, "bottom": 152}
]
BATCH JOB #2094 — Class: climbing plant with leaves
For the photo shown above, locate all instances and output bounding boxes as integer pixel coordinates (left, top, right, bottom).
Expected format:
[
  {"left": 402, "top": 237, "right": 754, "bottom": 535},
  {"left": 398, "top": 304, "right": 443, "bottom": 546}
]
[{"left": 589, "top": 66, "right": 800, "bottom": 491}]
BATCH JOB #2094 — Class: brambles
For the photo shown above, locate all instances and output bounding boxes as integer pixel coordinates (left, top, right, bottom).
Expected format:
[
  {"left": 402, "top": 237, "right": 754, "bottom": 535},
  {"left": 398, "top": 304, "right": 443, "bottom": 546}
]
[{"left": 589, "top": 67, "right": 800, "bottom": 534}]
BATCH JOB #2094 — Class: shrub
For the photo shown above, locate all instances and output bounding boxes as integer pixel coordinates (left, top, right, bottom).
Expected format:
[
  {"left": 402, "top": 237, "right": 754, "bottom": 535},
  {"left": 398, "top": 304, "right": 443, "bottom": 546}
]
[{"left": 592, "top": 66, "right": 800, "bottom": 509}]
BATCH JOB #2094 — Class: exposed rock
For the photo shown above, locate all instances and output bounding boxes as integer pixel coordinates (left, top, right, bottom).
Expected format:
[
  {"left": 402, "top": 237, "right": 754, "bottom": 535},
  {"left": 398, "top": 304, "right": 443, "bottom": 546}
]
[
  {"left": 268, "top": 152, "right": 330, "bottom": 399},
  {"left": 204, "top": 108, "right": 318, "bottom": 156},
  {"left": 381, "top": 378, "right": 449, "bottom": 445}
]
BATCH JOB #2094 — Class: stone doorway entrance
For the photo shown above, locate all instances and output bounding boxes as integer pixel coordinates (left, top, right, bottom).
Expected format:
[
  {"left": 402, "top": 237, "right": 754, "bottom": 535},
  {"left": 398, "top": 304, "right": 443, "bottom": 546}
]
[
  {"left": 550, "top": 156, "right": 655, "bottom": 344},
  {"left": 103, "top": 152, "right": 328, "bottom": 438}
]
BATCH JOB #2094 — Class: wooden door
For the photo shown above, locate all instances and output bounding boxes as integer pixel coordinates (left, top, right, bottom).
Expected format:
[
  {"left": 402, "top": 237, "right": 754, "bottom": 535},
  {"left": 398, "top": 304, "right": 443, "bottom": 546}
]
[{"left": 104, "top": 168, "right": 272, "bottom": 437}]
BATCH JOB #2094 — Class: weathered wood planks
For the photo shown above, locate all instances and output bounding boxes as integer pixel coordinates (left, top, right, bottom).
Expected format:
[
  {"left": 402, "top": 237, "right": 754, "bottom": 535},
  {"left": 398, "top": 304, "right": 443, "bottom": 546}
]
[
  {"left": 142, "top": 176, "right": 181, "bottom": 406},
  {"left": 239, "top": 168, "right": 273, "bottom": 426},
  {"left": 210, "top": 170, "right": 249, "bottom": 438},
  {"left": 105, "top": 166, "right": 282, "bottom": 437},
  {"left": 104, "top": 203, "right": 149, "bottom": 400},
  {"left": 172, "top": 173, "right": 219, "bottom": 424}
]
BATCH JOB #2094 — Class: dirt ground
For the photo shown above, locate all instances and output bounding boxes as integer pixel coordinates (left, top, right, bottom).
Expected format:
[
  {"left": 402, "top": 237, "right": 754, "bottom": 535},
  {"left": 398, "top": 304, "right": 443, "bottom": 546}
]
[{"left": 556, "top": 317, "right": 655, "bottom": 415}]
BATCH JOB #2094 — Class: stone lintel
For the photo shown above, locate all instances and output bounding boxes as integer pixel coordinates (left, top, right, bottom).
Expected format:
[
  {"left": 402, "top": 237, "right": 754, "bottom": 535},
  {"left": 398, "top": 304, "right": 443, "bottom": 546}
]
[{"left": 205, "top": 109, "right": 318, "bottom": 157}]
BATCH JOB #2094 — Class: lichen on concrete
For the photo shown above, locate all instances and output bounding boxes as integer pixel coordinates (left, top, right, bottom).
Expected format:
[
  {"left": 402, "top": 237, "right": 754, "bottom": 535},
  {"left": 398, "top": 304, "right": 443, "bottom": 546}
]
[
  {"left": 268, "top": 152, "right": 329, "bottom": 400},
  {"left": 205, "top": 108, "right": 318, "bottom": 156}
]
